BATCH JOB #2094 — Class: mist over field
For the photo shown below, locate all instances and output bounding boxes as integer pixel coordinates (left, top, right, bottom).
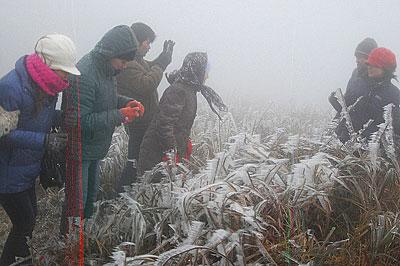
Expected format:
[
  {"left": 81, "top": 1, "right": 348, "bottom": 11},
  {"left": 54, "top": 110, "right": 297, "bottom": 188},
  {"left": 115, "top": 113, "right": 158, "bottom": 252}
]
[
  {"left": 1, "top": 0, "right": 400, "bottom": 107},
  {"left": 3, "top": 2, "right": 400, "bottom": 264}
]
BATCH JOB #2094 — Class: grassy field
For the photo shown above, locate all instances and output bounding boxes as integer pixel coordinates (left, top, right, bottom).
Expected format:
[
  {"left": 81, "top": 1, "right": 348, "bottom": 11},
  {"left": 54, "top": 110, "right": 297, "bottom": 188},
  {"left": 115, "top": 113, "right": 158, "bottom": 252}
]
[{"left": 1, "top": 102, "right": 400, "bottom": 265}]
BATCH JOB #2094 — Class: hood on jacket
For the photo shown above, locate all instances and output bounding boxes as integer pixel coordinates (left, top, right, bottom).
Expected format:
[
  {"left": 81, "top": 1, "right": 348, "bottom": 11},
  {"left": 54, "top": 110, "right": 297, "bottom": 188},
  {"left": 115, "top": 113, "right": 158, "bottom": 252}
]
[
  {"left": 166, "top": 52, "right": 227, "bottom": 119},
  {"left": 166, "top": 52, "right": 208, "bottom": 86},
  {"left": 93, "top": 25, "right": 138, "bottom": 60},
  {"left": 91, "top": 25, "right": 138, "bottom": 76}
]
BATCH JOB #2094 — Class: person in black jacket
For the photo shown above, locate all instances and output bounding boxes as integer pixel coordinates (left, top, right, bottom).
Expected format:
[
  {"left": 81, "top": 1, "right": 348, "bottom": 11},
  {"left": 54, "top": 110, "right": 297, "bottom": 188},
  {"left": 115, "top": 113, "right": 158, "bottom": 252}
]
[
  {"left": 331, "top": 47, "right": 400, "bottom": 143},
  {"left": 137, "top": 52, "right": 227, "bottom": 177}
]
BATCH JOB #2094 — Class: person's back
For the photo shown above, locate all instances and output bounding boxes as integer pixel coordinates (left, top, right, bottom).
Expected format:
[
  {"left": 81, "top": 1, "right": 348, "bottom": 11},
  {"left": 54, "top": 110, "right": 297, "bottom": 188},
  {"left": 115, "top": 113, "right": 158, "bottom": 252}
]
[
  {"left": 333, "top": 68, "right": 375, "bottom": 142},
  {"left": 344, "top": 68, "right": 373, "bottom": 106},
  {"left": 138, "top": 81, "right": 198, "bottom": 174},
  {"left": 137, "top": 52, "right": 227, "bottom": 177},
  {"left": 118, "top": 58, "right": 162, "bottom": 129}
]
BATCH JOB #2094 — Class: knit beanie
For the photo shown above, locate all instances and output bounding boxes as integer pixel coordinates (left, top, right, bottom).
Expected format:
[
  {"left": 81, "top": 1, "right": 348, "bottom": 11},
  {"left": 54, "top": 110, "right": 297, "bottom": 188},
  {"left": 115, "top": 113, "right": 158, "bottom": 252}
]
[{"left": 355, "top": 37, "right": 378, "bottom": 56}]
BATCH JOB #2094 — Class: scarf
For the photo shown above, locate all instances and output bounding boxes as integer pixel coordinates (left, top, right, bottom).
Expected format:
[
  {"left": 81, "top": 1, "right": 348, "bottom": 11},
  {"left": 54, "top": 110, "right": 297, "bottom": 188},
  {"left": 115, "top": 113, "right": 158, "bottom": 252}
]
[
  {"left": 166, "top": 52, "right": 228, "bottom": 119},
  {"left": 199, "top": 85, "right": 228, "bottom": 120},
  {"left": 25, "top": 53, "right": 69, "bottom": 96}
]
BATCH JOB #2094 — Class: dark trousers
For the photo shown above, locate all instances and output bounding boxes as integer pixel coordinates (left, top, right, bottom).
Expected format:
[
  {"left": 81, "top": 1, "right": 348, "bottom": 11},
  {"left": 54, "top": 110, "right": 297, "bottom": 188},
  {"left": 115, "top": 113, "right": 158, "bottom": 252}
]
[
  {"left": 117, "top": 125, "right": 147, "bottom": 191},
  {"left": 0, "top": 187, "right": 36, "bottom": 265},
  {"left": 126, "top": 125, "right": 148, "bottom": 161},
  {"left": 60, "top": 160, "right": 100, "bottom": 235}
]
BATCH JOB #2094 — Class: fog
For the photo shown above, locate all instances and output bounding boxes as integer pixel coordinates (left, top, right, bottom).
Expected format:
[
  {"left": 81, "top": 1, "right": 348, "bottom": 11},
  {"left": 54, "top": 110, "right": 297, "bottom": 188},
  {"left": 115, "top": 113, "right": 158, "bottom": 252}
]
[{"left": 1, "top": 0, "right": 400, "bottom": 107}]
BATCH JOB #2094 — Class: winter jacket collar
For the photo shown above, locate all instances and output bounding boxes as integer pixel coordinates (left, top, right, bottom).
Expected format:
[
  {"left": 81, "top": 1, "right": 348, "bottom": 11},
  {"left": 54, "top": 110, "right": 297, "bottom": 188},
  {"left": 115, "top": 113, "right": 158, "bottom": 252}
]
[{"left": 14, "top": 56, "right": 31, "bottom": 92}]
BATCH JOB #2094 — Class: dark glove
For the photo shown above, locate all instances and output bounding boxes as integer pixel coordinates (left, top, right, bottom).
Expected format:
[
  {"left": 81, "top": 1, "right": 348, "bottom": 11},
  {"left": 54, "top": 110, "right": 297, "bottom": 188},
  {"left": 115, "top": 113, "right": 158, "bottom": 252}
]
[
  {"left": 157, "top": 40, "right": 175, "bottom": 70},
  {"left": 164, "top": 40, "right": 175, "bottom": 55},
  {"left": 45, "top": 133, "right": 67, "bottom": 152}
]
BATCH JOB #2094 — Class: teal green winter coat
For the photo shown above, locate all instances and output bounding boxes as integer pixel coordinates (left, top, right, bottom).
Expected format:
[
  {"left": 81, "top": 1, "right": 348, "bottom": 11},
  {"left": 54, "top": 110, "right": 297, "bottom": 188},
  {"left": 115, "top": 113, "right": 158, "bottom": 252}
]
[{"left": 64, "top": 25, "right": 138, "bottom": 160}]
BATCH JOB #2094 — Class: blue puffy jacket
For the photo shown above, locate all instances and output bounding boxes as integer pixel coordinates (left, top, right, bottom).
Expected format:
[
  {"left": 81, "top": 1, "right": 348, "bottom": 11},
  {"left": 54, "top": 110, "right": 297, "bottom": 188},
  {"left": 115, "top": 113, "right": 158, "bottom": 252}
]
[{"left": 0, "top": 56, "right": 57, "bottom": 193}]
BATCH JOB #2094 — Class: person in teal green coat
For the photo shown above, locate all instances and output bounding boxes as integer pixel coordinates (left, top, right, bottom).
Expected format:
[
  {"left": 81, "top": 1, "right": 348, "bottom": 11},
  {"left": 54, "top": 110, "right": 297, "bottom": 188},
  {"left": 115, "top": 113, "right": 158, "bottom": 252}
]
[{"left": 61, "top": 25, "right": 143, "bottom": 234}]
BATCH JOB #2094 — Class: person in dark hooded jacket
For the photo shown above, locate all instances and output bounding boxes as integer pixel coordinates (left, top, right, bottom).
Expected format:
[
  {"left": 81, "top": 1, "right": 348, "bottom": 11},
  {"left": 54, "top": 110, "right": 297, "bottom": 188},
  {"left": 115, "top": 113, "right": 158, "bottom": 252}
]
[
  {"left": 0, "top": 34, "right": 79, "bottom": 266},
  {"left": 137, "top": 52, "right": 227, "bottom": 176},
  {"left": 61, "top": 25, "right": 143, "bottom": 234}
]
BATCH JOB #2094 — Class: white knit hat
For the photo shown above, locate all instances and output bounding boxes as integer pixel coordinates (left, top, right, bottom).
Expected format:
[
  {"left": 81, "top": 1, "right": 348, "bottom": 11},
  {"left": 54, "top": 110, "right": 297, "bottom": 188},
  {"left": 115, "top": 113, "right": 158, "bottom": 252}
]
[{"left": 35, "top": 34, "right": 80, "bottom": 75}]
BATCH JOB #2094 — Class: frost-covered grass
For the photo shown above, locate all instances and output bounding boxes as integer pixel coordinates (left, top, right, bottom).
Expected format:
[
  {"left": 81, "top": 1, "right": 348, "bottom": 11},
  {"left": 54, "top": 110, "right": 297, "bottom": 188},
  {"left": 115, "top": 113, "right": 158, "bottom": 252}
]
[
  {"left": 2, "top": 102, "right": 400, "bottom": 265},
  {"left": 90, "top": 103, "right": 400, "bottom": 265},
  {"left": 0, "top": 105, "right": 19, "bottom": 138}
]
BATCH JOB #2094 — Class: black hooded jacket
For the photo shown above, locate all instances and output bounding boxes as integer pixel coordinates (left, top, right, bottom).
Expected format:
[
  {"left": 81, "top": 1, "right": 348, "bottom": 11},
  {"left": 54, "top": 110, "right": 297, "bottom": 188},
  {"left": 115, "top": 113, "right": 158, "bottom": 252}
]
[{"left": 332, "top": 72, "right": 400, "bottom": 143}]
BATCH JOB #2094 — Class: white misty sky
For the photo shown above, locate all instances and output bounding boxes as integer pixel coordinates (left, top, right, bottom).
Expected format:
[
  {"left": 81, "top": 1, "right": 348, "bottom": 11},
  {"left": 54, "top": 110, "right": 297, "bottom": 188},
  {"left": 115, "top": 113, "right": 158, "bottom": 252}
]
[{"left": 1, "top": 0, "right": 400, "bottom": 107}]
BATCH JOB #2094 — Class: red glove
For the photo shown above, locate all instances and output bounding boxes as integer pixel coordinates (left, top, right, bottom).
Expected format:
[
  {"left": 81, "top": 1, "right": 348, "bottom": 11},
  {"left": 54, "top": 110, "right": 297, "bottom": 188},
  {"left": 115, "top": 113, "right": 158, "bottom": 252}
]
[
  {"left": 120, "top": 106, "right": 140, "bottom": 123},
  {"left": 126, "top": 100, "right": 144, "bottom": 117}
]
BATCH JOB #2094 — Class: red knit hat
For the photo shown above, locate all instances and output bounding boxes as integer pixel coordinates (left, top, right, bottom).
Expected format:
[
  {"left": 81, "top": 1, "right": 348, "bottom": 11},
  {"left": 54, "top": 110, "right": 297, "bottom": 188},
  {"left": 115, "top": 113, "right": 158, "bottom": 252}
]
[{"left": 367, "top": 47, "right": 397, "bottom": 72}]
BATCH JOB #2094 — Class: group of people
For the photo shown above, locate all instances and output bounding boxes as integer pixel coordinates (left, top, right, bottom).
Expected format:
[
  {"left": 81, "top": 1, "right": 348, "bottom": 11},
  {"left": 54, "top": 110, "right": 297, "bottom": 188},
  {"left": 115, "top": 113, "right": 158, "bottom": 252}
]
[
  {"left": 0, "top": 22, "right": 398, "bottom": 264},
  {"left": 0, "top": 23, "right": 225, "bottom": 265},
  {"left": 329, "top": 37, "right": 399, "bottom": 143}
]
